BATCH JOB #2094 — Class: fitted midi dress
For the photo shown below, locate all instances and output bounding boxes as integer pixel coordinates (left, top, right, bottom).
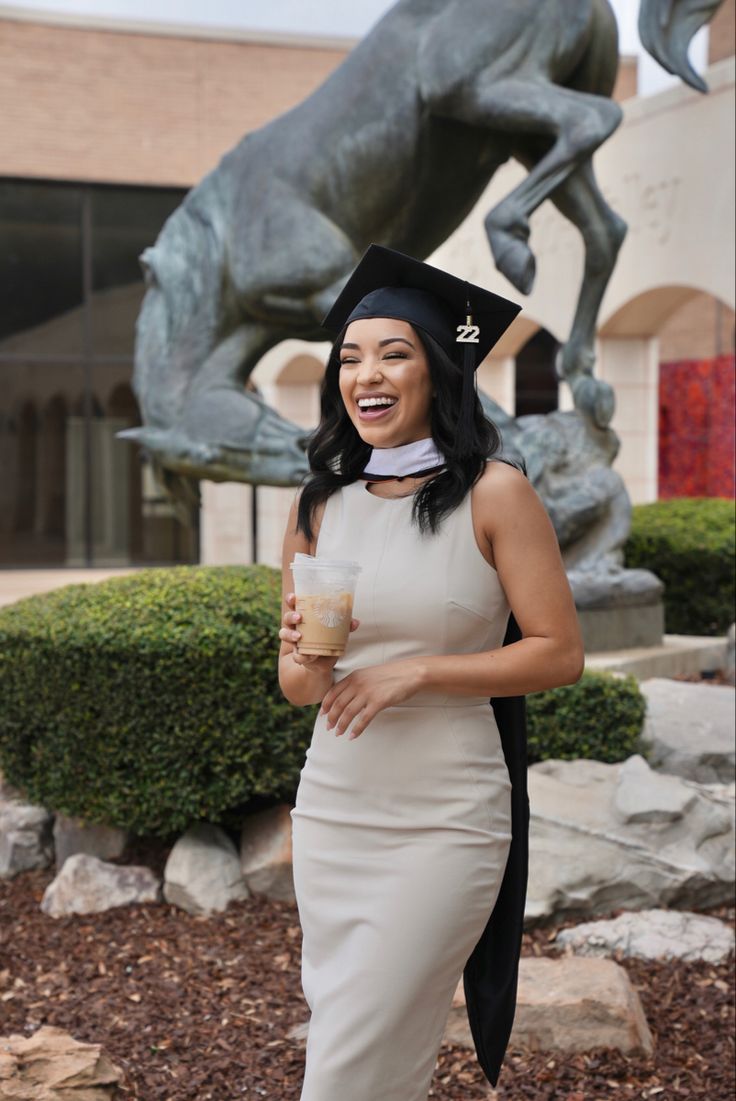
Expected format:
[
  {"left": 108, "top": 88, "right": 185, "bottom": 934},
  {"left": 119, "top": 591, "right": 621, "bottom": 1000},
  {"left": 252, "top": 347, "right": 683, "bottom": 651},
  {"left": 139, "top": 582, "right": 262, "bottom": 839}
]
[{"left": 290, "top": 477, "right": 515, "bottom": 1101}]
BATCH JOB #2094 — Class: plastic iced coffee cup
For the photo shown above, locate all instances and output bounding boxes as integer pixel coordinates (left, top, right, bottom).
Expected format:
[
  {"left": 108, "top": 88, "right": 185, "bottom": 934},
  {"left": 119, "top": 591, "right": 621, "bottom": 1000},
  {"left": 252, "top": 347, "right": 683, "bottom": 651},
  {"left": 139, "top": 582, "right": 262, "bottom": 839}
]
[{"left": 289, "top": 553, "right": 361, "bottom": 657}]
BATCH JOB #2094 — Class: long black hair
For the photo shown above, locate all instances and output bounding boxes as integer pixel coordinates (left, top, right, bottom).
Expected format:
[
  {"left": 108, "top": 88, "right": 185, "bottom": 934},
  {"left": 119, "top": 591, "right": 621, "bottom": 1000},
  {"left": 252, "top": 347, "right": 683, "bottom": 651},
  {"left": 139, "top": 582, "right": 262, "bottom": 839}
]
[{"left": 296, "top": 324, "right": 512, "bottom": 543}]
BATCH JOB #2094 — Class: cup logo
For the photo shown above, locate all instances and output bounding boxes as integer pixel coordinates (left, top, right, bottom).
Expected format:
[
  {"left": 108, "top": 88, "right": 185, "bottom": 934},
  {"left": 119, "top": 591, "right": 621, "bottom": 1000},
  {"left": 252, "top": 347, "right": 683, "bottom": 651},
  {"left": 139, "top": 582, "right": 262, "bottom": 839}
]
[{"left": 313, "top": 596, "right": 348, "bottom": 628}]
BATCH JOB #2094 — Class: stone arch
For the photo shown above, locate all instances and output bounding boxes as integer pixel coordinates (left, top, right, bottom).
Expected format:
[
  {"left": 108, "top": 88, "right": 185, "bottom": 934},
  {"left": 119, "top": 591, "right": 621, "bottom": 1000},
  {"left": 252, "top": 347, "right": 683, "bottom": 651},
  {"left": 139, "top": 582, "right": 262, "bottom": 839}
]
[{"left": 600, "top": 284, "right": 734, "bottom": 341}]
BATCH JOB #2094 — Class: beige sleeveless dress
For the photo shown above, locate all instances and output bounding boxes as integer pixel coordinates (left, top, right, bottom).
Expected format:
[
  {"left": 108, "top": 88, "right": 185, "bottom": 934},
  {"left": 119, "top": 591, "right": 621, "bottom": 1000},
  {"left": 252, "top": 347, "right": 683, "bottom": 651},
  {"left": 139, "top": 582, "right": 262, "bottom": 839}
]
[{"left": 290, "top": 475, "right": 513, "bottom": 1101}]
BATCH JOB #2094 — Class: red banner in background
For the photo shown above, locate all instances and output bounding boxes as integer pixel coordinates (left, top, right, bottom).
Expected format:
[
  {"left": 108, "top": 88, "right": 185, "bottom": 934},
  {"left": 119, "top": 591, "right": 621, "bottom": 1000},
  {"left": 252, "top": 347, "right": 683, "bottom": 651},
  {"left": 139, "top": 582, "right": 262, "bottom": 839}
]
[{"left": 658, "top": 354, "right": 735, "bottom": 499}]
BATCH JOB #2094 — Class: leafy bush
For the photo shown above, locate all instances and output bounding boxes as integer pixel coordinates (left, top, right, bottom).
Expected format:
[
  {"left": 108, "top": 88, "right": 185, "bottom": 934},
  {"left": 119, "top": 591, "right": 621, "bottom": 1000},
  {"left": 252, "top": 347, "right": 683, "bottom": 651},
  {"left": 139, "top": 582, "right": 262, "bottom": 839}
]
[
  {"left": 624, "top": 497, "right": 735, "bottom": 636},
  {"left": 526, "top": 669, "right": 646, "bottom": 765},
  {"left": 0, "top": 566, "right": 316, "bottom": 837}
]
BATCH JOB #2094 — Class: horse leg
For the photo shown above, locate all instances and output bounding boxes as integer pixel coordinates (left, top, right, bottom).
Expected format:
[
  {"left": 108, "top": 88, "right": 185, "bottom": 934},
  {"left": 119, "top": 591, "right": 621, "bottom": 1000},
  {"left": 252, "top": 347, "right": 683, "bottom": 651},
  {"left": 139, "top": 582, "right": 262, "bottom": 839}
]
[
  {"left": 435, "top": 76, "right": 622, "bottom": 294},
  {"left": 515, "top": 143, "right": 627, "bottom": 425},
  {"left": 178, "top": 322, "right": 312, "bottom": 486}
]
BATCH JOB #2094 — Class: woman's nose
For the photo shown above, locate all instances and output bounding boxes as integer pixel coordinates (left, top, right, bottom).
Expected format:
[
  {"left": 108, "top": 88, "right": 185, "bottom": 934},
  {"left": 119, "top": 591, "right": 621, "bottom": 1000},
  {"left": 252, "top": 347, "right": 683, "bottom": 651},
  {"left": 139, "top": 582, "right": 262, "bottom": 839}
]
[{"left": 355, "top": 358, "right": 382, "bottom": 383}]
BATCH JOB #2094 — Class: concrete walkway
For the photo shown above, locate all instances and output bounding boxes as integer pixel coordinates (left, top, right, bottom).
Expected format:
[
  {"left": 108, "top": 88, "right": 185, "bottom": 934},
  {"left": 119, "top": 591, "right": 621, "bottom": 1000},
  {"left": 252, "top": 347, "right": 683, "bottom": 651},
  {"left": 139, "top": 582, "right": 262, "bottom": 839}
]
[{"left": 0, "top": 569, "right": 139, "bottom": 608}]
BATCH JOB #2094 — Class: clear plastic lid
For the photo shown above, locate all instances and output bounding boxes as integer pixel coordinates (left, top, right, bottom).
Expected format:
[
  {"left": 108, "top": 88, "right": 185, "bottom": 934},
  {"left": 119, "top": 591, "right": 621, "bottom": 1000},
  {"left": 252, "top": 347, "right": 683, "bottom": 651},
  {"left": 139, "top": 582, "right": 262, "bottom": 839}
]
[{"left": 290, "top": 553, "right": 361, "bottom": 572}]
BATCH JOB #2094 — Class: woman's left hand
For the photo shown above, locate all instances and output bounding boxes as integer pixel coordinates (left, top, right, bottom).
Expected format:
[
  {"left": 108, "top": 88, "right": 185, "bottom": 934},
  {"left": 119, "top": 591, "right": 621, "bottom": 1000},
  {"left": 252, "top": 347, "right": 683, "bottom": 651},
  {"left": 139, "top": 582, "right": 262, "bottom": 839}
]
[{"left": 319, "top": 660, "right": 424, "bottom": 740}]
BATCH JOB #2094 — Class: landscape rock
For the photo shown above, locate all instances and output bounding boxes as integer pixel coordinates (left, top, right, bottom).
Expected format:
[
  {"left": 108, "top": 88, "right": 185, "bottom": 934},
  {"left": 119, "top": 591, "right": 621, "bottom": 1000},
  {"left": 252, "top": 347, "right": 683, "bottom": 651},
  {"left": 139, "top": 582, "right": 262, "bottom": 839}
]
[
  {"left": 164, "top": 822, "right": 250, "bottom": 915},
  {"left": 447, "top": 957, "right": 653, "bottom": 1055},
  {"left": 556, "top": 908, "right": 735, "bottom": 963},
  {"left": 291, "top": 958, "right": 654, "bottom": 1058},
  {"left": 0, "top": 794, "right": 54, "bottom": 878},
  {"left": 526, "top": 754, "right": 734, "bottom": 925},
  {"left": 613, "top": 754, "right": 697, "bottom": 823},
  {"left": 640, "top": 677, "right": 736, "bottom": 783},
  {"left": 53, "top": 814, "right": 129, "bottom": 873},
  {"left": 41, "top": 853, "right": 161, "bottom": 917},
  {"left": 0, "top": 1024, "right": 123, "bottom": 1099},
  {"left": 240, "top": 804, "right": 295, "bottom": 902}
]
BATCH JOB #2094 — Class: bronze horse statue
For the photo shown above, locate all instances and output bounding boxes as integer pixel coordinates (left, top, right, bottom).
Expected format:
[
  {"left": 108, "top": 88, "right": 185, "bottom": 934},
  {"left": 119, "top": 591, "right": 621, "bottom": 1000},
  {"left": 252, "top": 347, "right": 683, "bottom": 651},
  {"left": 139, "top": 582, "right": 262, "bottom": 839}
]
[{"left": 122, "top": 0, "right": 724, "bottom": 503}]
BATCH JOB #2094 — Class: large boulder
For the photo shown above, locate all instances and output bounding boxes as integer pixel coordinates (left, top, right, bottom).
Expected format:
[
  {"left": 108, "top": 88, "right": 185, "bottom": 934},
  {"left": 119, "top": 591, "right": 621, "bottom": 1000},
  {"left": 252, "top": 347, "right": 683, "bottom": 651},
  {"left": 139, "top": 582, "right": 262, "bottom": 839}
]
[
  {"left": 163, "top": 822, "right": 250, "bottom": 915},
  {"left": 291, "top": 958, "right": 654, "bottom": 1058},
  {"left": 240, "top": 804, "right": 295, "bottom": 902},
  {"left": 0, "top": 793, "right": 53, "bottom": 878},
  {"left": 447, "top": 957, "right": 653, "bottom": 1054},
  {"left": 41, "top": 853, "right": 161, "bottom": 917},
  {"left": 639, "top": 678, "right": 735, "bottom": 783},
  {"left": 0, "top": 1024, "right": 123, "bottom": 1099},
  {"left": 555, "top": 908, "right": 735, "bottom": 964},
  {"left": 527, "top": 754, "right": 734, "bottom": 925}
]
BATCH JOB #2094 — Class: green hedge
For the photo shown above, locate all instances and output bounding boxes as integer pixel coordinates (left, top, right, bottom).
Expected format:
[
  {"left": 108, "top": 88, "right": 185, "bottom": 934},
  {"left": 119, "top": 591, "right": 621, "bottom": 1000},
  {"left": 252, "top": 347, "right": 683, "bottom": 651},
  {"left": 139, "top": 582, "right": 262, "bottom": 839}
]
[
  {"left": 526, "top": 669, "right": 646, "bottom": 765},
  {"left": 0, "top": 566, "right": 317, "bottom": 837},
  {"left": 0, "top": 568, "right": 649, "bottom": 835},
  {"left": 624, "top": 497, "right": 735, "bottom": 636}
]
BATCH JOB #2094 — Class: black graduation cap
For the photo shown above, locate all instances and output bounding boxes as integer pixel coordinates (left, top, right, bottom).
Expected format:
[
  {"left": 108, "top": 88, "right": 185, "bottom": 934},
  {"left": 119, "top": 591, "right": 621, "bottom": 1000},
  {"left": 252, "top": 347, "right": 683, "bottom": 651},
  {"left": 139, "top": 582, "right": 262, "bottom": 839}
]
[{"left": 321, "top": 244, "right": 522, "bottom": 457}]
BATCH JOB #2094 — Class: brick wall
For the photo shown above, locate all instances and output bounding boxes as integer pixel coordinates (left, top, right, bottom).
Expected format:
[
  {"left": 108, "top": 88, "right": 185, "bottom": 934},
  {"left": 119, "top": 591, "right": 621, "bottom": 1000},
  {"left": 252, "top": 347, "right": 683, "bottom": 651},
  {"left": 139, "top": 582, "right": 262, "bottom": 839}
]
[{"left": 0, "top": 18, "right": 348, "bottom": 186}]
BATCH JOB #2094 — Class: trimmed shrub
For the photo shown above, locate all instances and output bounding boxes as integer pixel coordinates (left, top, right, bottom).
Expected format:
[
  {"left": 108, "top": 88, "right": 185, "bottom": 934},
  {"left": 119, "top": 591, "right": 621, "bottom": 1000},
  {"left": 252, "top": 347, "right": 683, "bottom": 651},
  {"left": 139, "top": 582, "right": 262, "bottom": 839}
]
[
  {"left": 0, "top": 566, "right": 316, "bottom": 837},
  {"left": 624, "top": 497, "right": 735, "bottom": 636},
  {"left": 526, "top": 669, "right": 646, "bottom": 765}
]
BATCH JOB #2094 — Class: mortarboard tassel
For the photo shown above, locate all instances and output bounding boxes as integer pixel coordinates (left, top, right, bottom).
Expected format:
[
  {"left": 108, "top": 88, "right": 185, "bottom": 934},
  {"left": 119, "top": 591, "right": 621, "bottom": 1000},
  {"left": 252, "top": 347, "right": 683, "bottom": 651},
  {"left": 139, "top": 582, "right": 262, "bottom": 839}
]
[{"left": 454, "top": 296, "right": 479, "bottom": 459}]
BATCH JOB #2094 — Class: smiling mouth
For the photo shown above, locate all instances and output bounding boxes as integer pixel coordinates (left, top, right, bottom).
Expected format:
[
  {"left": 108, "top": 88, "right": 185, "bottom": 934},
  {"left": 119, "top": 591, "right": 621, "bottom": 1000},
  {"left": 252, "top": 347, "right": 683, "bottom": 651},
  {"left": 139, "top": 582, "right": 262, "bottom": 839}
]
[{"left": 356, "top": 398, "right": 398, "bottom": 421}]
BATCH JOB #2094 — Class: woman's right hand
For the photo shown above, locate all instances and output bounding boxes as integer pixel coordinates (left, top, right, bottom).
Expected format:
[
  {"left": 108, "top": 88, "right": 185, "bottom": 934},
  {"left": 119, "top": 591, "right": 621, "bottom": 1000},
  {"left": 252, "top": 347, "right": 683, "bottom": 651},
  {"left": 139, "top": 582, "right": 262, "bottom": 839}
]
[{"left": 279, "top": 592, "right": 360, "bottom": 673}]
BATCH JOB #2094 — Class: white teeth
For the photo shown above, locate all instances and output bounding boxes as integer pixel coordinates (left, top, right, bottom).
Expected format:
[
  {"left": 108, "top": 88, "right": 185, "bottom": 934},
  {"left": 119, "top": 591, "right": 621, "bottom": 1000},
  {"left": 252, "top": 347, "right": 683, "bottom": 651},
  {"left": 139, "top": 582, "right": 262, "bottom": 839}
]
[{"left": 357, "top": 397, "right": 398, "bottom": 408}]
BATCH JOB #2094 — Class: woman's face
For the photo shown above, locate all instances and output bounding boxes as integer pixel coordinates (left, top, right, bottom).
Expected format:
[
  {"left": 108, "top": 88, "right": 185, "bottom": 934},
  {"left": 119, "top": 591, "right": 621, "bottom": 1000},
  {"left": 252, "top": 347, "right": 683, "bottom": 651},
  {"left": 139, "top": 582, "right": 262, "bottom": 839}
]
[{"left": 338, "top": 317, "right": 434, "bottom": 447}]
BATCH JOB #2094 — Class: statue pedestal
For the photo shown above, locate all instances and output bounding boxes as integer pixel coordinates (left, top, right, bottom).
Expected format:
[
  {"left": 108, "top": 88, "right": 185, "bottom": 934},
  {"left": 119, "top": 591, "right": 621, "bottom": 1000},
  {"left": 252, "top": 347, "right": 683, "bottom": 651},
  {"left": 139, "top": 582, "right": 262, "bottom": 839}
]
[
  {"left": 569, "top": 563, "right": 664, "bottom": 652},
  {"left": 577, "top": 600, "right": 664, "bottom": 652},
  {"left": 585, "top": 633, "right": 730, "bottom": 680}
]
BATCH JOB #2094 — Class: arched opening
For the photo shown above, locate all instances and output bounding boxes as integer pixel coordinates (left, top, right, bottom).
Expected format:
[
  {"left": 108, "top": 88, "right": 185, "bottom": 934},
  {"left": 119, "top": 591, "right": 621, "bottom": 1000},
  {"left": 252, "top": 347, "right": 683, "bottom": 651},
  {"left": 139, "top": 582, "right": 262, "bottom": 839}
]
[
  {"left": 515, "top": 328, "right": 561, "bottom": 417},
  {"left": 39, "top": 394, "right": 67, "bottom": 542},
  {"left": 658, "top": 292, "right": 735, "bottom": 498},
  {"left": 107, "top": 382, "right": 143, "bottom": 559},
  {"left": 14, "top": 401, "right": 38, "bottom": 536},
  {"left": 601, "top": 285, "right": 735, "bottom": 499},
  {"left": 274, "top": 354, "right": 324, "bottom": 430}
]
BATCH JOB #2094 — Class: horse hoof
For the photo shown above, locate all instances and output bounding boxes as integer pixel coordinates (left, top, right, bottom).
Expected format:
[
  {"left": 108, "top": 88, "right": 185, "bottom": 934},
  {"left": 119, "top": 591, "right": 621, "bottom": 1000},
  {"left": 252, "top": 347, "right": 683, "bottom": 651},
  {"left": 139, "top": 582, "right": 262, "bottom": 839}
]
[{"left": 487, "top": 226, "right": 536, "bottom": 295}]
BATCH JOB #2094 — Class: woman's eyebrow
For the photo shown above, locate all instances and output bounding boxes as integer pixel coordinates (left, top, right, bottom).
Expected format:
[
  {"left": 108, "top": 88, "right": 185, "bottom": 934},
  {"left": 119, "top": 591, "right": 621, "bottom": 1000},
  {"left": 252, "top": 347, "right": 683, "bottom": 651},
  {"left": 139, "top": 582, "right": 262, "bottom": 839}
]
[{"left": 340, "top": 337, "right": 415, "bottom": 350}]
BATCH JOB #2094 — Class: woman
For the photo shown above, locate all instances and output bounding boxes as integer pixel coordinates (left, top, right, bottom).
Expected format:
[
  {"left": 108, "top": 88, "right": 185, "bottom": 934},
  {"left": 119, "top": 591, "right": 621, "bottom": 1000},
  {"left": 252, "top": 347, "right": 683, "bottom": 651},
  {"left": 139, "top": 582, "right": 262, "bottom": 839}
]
[{"left": 278, "top": 245, "right": 584, "bottom": 1100}]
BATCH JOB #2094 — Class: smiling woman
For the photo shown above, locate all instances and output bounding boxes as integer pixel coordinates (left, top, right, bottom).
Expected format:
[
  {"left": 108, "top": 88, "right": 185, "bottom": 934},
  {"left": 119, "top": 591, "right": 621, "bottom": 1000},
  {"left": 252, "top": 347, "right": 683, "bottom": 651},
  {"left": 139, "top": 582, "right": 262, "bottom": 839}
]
[
  {"left": 276, "top": 244, "right": 584, "bottom": 1101},
  {"left": 338, "top": 319, "right": 434, "bottom": 438}
]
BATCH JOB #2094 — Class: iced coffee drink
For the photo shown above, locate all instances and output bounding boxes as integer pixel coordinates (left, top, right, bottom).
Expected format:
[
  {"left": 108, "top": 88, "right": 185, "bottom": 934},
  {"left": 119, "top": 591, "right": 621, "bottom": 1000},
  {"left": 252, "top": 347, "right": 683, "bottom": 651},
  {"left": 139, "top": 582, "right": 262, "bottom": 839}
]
[{"left": 290, "top": 554, "right": 361, "bottom": 658}]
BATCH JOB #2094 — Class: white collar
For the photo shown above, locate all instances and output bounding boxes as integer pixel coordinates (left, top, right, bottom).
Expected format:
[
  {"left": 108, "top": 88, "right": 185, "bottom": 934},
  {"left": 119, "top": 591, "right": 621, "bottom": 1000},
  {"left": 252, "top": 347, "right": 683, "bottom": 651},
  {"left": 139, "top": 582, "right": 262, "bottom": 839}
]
[{"left": 362, "top": 437, "right": 446, "bottom": 478}]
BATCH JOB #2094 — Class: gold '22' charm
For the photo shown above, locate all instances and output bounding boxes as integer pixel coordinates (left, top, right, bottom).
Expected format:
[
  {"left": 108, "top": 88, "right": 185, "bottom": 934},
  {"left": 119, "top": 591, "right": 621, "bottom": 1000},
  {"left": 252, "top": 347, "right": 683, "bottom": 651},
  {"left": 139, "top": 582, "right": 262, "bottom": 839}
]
[{"left": 456, "top": 324, "right": 480, "bottom": 343}]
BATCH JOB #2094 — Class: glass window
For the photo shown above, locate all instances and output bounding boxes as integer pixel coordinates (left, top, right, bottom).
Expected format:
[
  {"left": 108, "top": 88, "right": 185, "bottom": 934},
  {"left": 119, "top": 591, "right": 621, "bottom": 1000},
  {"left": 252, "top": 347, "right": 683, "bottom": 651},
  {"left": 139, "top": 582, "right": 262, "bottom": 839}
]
[
  {"left": 0, "top": 361, "right": 84, "bottom": 565},
  {"left": 90, "top": 186, "right": 185, "bottom": 357},
  {"left": 0, "top": 180, "right": 83, "bottom": 356},
  {"left": 85, "top": 365, "right": 198, "bottom": 566},
  {"left": 0, "top": 179, "right": 195, "bottom": 568}
]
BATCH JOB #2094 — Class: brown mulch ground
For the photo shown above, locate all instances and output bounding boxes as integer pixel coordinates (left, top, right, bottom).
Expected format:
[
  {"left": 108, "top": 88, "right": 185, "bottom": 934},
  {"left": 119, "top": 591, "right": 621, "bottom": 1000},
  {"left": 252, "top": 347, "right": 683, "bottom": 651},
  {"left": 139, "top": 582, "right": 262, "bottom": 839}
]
[{"left": 1, "top": 859, "right": 733, "bottom": 1101}]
